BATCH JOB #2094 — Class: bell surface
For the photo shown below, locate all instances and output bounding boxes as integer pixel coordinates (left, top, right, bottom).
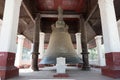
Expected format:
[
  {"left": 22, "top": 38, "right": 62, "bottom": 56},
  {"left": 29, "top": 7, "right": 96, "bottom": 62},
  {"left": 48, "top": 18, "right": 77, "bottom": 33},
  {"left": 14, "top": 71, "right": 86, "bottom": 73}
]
[{"left": 40, "top": 7, "right": 83, "bottom": 64}]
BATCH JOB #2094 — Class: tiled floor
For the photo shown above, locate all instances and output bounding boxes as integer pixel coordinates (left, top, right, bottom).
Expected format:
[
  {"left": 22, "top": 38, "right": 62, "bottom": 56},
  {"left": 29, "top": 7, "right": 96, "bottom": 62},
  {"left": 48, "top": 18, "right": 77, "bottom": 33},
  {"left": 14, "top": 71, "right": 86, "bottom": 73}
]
[{"left": 8, "top": 67, "right": 120, "bottom": 80}]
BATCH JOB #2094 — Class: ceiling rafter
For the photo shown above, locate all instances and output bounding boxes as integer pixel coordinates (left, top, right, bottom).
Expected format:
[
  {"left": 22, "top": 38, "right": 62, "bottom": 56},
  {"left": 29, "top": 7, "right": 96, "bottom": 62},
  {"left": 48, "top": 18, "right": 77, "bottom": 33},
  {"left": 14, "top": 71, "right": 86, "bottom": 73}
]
[
  {"left": 85, "top": 4, "right": 98, "bottom": 23},
  {"left": 21, "top": 2, "right": 35, "bottom": 23}
]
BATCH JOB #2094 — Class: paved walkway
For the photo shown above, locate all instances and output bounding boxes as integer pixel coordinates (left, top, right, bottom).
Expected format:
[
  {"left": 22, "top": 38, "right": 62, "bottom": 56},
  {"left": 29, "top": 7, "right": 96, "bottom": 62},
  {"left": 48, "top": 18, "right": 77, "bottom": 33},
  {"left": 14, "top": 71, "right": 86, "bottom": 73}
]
[{"left": 8, "top": 67, "right": 120, "bottom": 80}]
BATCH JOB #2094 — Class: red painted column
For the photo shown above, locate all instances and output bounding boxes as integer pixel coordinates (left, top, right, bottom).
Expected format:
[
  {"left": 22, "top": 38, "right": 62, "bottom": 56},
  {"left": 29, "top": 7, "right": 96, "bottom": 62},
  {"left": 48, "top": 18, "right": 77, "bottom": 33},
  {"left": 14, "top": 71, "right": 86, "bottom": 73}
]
[
  {"left": 0, "top": 0, "right": 22, "bottom": 79},
  {"left": 98, "top": 0, "right": 120, "bottom": 78}
]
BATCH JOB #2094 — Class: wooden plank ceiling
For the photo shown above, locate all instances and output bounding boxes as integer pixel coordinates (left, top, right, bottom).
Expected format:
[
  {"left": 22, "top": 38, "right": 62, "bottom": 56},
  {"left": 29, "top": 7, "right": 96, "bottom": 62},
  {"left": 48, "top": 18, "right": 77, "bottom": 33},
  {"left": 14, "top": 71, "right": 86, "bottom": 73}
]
[{"left": 36, "top": 0, "right": 86, "bottom": 13}]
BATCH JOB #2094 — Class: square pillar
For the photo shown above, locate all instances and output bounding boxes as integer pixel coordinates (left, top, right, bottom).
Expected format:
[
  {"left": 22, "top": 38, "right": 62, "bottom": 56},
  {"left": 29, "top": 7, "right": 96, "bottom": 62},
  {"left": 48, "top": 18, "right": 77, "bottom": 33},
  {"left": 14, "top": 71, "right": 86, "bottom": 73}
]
[
  {"left": 75, "top": 33, "right": 82, "bottom": 58},
  {"left": 15, "top": 35, "right": 25, "bottom": 67},
  {"left": 39, "top": 32, "right": 45, "bottom": 59},
  {"left": 98, "top": 0, "right": 120, "bottom": 78},
  {"left": 95, "top": 35, "right": 105, "bottom": 66},
  {"left": 0, "top": 0, "right": 22, "bottom": 79}
]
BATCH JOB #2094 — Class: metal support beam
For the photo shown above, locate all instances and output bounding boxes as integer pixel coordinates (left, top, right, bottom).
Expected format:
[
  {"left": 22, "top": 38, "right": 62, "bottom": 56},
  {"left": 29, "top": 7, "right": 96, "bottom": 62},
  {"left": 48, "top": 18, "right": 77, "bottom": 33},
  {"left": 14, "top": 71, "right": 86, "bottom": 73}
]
[
  {"left": 80, "top": 17, "right": 90, "bottom": 70},
  {"left": 31, "top": 14, "right": 40, "bottom": 71}
]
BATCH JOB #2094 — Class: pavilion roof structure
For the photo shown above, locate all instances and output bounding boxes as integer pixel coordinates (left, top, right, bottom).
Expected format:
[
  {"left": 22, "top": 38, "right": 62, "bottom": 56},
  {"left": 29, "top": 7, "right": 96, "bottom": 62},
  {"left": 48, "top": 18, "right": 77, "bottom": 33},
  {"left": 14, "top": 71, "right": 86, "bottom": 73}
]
[{"left": 0, "top": 0, "right": 120, "bottom": 48}]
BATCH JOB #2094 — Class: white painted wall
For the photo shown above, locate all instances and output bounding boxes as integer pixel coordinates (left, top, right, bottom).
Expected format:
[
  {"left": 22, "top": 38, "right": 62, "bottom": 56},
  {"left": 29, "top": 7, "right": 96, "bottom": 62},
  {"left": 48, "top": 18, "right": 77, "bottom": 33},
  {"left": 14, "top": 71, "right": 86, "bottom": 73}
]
[
  {"left": 0, "top": 19, "right": 2, "bottom": 34},
  {"left": 117, "top": 19, "right": 120, "bottom": 38}
]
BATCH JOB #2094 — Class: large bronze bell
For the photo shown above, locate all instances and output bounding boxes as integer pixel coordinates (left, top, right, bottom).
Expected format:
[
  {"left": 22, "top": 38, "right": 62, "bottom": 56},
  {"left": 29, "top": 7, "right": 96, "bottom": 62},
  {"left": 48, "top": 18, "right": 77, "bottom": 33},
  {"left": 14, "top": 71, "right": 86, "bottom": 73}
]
[{"left": 40, "top": 7, "right": 83, "bottom": 64}]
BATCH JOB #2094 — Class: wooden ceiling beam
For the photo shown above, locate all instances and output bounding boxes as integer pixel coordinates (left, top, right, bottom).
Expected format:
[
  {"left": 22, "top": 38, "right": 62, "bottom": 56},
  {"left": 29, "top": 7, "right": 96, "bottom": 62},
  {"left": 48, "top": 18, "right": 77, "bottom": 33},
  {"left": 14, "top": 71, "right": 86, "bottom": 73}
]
[
  {"left": 19, "top": 18, "right": 28, "bottom": 25},
  {"left": 40, "top": 14, "right": 80, "bottom": 18},
  {"left": 39, "top": 11, "right": 81, "bottom": 14},
  {"left": 85, "top": 4, "right": 98, "bottom": 23},
  {"left": 21, "top": 2, "right": 35, "bottom": 23}
]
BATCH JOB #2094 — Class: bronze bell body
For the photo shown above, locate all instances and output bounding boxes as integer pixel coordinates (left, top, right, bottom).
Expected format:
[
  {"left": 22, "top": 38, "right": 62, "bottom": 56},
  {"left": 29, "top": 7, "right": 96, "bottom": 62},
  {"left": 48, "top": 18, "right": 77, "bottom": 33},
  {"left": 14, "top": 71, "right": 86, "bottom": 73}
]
[{"left": 40, "top": 7, "right": 83, "bottom": 64}]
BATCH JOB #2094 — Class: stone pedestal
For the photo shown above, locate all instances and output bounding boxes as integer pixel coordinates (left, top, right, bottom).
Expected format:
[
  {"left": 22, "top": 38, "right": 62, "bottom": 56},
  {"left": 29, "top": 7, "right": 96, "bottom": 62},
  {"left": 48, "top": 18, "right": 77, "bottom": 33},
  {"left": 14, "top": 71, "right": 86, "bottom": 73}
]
[
  {"left": 102, "top": 52, "right": 120, "bottom": 78},
  {"left": 54, "top": 57, "right": 69, "bottom": 77},
  {"left": 56, "top": 57, "right": 66, "bottom": 73},
  {"left": 0, "top": 52, "right": 19, "bottom": 79}
]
